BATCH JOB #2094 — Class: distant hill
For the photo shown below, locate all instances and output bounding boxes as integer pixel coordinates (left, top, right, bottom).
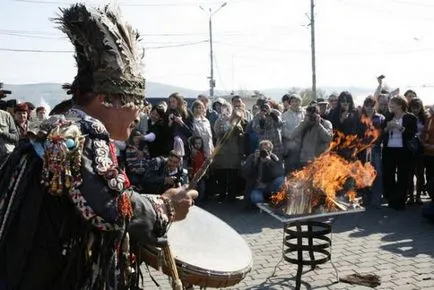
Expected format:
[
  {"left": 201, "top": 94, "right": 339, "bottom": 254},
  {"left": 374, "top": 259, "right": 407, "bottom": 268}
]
[{"left": 3, "top": 82, "right": 209, "bottom": 108}]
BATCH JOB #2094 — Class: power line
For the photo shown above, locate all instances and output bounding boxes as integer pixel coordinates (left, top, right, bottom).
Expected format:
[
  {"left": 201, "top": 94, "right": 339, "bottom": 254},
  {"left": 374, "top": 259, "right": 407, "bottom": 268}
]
[
  {"left": 0, "top": 32, "right": 64, "bottom": 40},
  {"left": 146, "top": 40, "right": 208, "bottom": 49},
  {"left": 12, "top": 0, "right": 257, "bottom": 7},
  {"left": 0, "top": 40, "right": 208, "bottom": 53},
  {"left": 0, "top": 48, "right": 72, "bottom": 53},
  {"left": 390, "top": 0, "right": 434, "bottom": 8}
]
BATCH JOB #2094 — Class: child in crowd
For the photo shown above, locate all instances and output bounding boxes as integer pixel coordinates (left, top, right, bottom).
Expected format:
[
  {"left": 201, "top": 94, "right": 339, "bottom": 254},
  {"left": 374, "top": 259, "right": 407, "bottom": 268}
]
[{"left": 189, "top": 136, "right": 207, "bottom": 203}]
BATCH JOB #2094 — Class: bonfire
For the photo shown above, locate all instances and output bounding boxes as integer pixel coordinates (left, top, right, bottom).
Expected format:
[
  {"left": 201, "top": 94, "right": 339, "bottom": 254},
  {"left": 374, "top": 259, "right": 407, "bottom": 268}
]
[{"left": 271, "top": 115, "right": 380, "bottom": 214}]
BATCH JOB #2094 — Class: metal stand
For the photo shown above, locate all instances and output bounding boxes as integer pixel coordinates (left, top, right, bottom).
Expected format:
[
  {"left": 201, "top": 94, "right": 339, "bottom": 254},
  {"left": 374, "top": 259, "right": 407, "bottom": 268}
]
[
  {"left": 257, "top": 203, "right": 363, "bottom": 289},
  {"left": 266, "top": 219, "right": 339, "bottom": 290}
]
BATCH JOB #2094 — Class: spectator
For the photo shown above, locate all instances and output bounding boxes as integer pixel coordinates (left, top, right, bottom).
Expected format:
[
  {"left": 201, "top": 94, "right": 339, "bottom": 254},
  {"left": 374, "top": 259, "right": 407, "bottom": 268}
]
[
  {"left": 213, "top": 102, "right": 245, "bottom": 200},
  {"left": 316, "top": 98, "right": 329, "bottom": 119},
  {"left": 197, "top": 94, "right": 219, "bottom": 130},
  {"left": 421, "top": 105, "right": 434, "bottom": 192},
  {"left": 0, "top": 107, "right": 18, "bottom": 163},
  {"left": 212, "top": 97, "right": 226, "bottom": 115},
  {"left": 327, "top": 94, "right": 338, "bottom": 116},
  {"left": 35, "top": 106, "right": 47, "bottom": 121},
  {"left": 404, "top": 89, "right": 417, "bottom": 104},
  {"left": 232, "top": 95, "right": 253, "bottom": 122},
  {"left": 407, "top": 98, "right": 428, "bottom": 205},
  {"left": 125, "top": 129, "right": 150, "bottom": 186},
  {"left": 329, "top": 91, "right": 360, "bottom": 136},
  {"left": 291, "top": 104, "right": 333, "bottom": 168},
  {"left": 136, "top": 101, "right": 150, "bottom": 135},
  {"left": 252, "top": 101, "right": 284, "bottom": 160},
  {"left": 188, "top": 136, "right": 207, "bottom": 203},
  {"left": 242, "top": 140, "right": 284, "bottom": 205},
  {"left": 141, "top": 150, "right": 188, "bottom": 194},
  {"left": 13, "top": 103, "right": 30, "bottom": 144},
  {"left": 147, "top": 104, "right": 170, "bottom": 158},
  {"left": 382, "top": 96, "right": 417, "bottom": 210},
  {"left": 281, "top": 94, "right": 304, "bottom": 172},
  {"left": 5, "top": 100, "right": 16, "bottom": 115},
  {"left": 191, "top": 100, "right": 214, "bottom": 157},
  {"left": 252, "top": 104, "right": 260, "bottom": 116},
  {"left": 329, "top": 91, "right": 360, "bottom": 159},
  {"left": 167, "top": 93, "right": 193, "bottom": 164},
  {"left": 358, "top": 96, "right": 385, "bottom": 208}
]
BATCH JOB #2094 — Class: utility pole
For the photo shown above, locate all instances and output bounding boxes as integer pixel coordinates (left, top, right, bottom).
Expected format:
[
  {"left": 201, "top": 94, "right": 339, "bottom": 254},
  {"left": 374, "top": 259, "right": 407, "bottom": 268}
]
[
  {"left": 200, "top": 2, "right": 227, "bottom": 98},
  {"left": 310, "top": 0, "right": 317, "bottom": 100},
  {"left": 208, "top": 15, "right": 215, "bottom": 97}
]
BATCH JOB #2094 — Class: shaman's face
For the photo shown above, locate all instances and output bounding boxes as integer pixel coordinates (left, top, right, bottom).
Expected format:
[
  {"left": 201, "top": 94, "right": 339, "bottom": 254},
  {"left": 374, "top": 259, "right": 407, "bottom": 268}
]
[{"left": 97, "top": 95, "right": 141, "bottom": 141}]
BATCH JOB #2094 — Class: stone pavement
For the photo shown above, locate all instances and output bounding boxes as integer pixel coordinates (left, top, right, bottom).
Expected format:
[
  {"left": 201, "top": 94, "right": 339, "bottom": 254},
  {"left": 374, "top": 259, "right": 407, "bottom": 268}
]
[{"left": 140, "top": 198, "right": 434, "bottom": 289}]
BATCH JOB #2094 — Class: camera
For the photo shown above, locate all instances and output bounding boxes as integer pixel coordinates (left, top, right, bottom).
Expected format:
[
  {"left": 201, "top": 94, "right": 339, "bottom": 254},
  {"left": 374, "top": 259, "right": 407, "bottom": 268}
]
[
  {"left": 259, "top": 149, "right": 269, "bottom": 158},
  {"left": 0, "top": 83, "right": 12, "bottom": 98}
]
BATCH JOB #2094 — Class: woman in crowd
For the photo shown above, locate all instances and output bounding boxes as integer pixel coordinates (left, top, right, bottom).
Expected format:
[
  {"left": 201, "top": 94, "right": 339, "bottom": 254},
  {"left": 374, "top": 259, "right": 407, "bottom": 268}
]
[
  {"left": 213, "top": 102, "right": 245, "bottom": 200},
  {"left": 281, "top": 94, "right": 304, "bottom": 173},
  {"left": 167, "top": 93, "right": 193, "bottom": 164},
  {"left": 358, "top": 96, "right": 385, "bottom": 207},
  {"left": 329, "top": 91, "right": 360, "bottom": 135},
  {"left": 329, "top": 91, "right": 360, "bottom": 159},
  {"left": 407, "top": 98, "right": 429, "bottom": 204},
  {"left": 382, "top": 96, "right": 417, "bottom": 210},
  {"left": 145, "top": 104, "right": 169, "bottom": 158},
  {"left": 190, "top": 100, "right": 214, "bottom": 157},
  {"left": 421, "top": 105, "right": 434, "bottom": 199}
]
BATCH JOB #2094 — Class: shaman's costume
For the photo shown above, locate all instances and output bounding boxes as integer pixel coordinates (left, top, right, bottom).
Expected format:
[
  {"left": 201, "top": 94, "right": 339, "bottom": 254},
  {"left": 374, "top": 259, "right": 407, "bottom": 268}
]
[{"left": 0, "top": 4, "right": 172, "bottom": 290}]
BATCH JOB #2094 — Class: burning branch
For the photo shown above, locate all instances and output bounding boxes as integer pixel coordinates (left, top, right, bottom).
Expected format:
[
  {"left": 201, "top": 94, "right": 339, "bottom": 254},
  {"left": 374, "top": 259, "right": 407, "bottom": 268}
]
[{"left": 271, "top": 115, "right": 380, "bottom": 215}]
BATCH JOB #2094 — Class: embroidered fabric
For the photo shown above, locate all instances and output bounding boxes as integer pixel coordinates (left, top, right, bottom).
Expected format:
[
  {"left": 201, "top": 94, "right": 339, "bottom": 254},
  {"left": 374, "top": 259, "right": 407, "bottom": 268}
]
[{"left": 39, "top": 109, "right": 133, "bottom": 230}]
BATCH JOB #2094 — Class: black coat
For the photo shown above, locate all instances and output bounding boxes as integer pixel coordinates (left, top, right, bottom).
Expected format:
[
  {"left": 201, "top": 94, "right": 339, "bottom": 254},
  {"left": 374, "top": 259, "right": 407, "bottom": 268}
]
[{"left": 382, "top": 112, "right": 417, "bottom": 150}]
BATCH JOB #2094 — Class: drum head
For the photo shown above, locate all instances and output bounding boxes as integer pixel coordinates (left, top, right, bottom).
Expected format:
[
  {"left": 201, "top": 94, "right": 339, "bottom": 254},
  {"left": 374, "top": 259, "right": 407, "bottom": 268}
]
[{"left": 168, "top": 206, "right": 252, "bottom": 274}]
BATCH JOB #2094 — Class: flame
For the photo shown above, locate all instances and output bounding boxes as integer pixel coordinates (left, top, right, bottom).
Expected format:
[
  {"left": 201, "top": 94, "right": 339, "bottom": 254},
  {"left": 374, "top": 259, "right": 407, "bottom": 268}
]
[{"left": 271, "top": 115, "right": 380, "bottom": 213}]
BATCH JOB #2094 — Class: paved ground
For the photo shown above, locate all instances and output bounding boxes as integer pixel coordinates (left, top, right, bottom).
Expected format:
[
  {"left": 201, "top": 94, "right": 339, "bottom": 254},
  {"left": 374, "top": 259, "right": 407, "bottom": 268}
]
[{"left": 140, "top": 197, "right": 434, "bottom": 289}]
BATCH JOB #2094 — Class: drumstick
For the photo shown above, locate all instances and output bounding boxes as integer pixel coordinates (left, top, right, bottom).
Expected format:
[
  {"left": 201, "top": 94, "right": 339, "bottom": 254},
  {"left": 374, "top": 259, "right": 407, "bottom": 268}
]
[
  {"left": 162, "top": 245, "right": 183, "bottom": 290},
  {"left": 188, "top": 113, "right": 243, "bottom": 190}
]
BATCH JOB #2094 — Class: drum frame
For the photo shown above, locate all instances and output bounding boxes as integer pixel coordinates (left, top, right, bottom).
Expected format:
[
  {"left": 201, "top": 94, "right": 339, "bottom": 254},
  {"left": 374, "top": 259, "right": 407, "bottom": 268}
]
[{"left": 140, "top": 244, "right": 252, "bottom": 289}]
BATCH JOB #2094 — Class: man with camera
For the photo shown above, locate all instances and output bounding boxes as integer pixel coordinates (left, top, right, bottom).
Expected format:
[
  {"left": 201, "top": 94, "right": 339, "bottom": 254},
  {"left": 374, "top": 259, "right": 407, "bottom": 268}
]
[
  {"left": 291, "top": 104, "right": 333, "bottom": 168},
  {"left": 242, "top": 140, "right": 285, "bottom": 205},
  {"left": 0, "top": 84, "right": 19, "bottom": 163},
  {"left": 251, "top": 100, "right": 284, "bottom": 160},
  {"left": 141, "top": 150, "right": 189, "bottom": 194}
]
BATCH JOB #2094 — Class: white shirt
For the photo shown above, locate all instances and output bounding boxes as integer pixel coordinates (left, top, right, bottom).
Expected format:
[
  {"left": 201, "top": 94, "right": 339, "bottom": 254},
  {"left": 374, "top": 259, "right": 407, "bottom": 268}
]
[{"left": 388, "top": 117, "right": 403, "bottom": 148}]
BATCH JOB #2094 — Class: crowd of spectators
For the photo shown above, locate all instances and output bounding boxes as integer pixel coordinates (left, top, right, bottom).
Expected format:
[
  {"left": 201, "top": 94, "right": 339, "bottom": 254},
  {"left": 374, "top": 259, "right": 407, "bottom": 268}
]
[{"left": 1, "top": 78, "right": 434, "bottom": 213}]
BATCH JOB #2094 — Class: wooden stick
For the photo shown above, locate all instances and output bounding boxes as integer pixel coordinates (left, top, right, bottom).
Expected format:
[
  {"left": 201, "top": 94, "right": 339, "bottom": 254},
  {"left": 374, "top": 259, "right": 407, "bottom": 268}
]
[
  {"left": 188, "top": 114, "right": 242, "bottom": 189},
  {"left": 162, "top": 245, "right": 183, "bottom": 290}
]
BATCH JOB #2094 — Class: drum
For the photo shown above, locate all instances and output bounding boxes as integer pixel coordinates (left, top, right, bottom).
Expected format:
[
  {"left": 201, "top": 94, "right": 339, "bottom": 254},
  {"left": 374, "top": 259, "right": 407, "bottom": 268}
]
[{"left": 140, "top": 206, "right": 253, "bottom": 288}]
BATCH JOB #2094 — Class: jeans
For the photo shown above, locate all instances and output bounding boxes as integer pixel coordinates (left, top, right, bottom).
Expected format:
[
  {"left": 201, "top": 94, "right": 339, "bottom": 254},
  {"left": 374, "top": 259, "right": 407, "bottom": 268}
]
[
  {"left": 250, "top": 176, "right": 285, "bottom": 204},
  {"left": 370, "top": 147, "right": 383, "bottom": 207}
]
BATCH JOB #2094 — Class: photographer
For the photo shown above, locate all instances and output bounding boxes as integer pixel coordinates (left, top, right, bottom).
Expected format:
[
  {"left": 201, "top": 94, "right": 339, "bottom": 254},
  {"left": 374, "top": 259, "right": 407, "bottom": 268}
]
[
  {"left": 242, "top": 140, "right": 284, "bottom": 205},
  {"left": 251, "top": 100, "right": 284, "bottom": 160},
  {"left": 140, "top": 150, "right": 188, "bottom": 194},
  {"left": 291, "top": 104, "right": 333, "bottom": 168}
]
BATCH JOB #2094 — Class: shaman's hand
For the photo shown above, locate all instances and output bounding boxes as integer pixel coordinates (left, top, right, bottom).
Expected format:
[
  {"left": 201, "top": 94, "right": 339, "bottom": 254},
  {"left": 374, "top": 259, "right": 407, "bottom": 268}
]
[{"left": 162, "top": 185, "right": 198, "bottom": 221}]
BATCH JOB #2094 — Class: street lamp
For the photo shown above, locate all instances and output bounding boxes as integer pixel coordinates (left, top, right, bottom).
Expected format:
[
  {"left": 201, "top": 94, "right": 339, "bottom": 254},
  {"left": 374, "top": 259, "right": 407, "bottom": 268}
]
[{"left": 200, "top": 2, "right": 227, "bottom": 98}]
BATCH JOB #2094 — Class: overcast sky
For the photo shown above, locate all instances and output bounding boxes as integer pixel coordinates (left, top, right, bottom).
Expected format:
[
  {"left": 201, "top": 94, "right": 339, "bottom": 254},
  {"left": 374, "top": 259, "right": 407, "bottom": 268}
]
[{"left": 2, "top": 0, "right": 434, "bottom": 101}]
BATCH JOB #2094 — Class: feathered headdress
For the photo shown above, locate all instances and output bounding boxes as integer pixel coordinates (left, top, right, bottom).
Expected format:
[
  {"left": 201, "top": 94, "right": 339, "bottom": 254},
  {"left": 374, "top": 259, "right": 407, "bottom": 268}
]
[{"left": 55, "top": 4, "right": 145, "bottom": 106}]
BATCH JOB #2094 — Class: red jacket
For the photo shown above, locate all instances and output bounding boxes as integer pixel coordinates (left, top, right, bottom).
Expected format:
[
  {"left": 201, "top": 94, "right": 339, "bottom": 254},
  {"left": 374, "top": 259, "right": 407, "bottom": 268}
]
[{"left": 191, "top": 150, "right": 206, "bottom": 175}]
